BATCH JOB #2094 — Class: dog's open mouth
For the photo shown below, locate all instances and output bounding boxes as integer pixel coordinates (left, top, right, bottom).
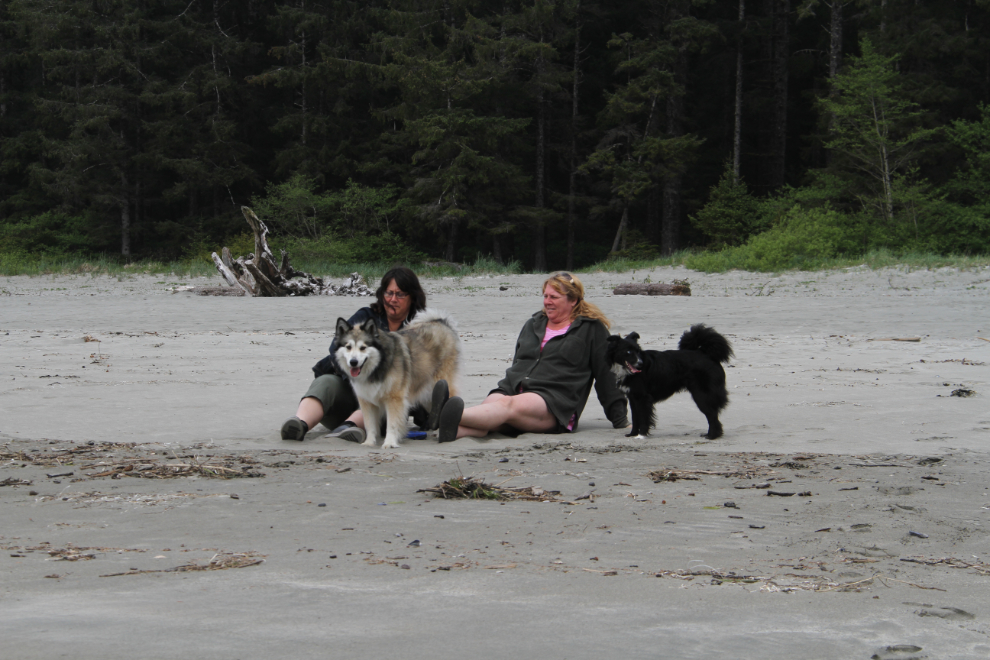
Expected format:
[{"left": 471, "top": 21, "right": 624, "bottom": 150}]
[
  {"left": 625, "top": 362, "right": 641, "bottom": 374},
  {"left": 350, "top": 366, "right": 362, "bottom": 377}
]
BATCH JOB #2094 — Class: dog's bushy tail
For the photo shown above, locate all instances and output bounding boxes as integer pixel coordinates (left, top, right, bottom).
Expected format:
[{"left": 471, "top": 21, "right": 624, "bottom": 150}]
[{"left": 679, "top": 324, "right": 734, "bottom": 364}]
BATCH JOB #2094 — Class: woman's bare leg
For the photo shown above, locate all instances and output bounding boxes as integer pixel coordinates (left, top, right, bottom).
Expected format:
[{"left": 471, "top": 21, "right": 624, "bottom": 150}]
[
  {"left": 455, "top": 392, "right": 556, "bottom": 439},
  {"left": 295, "top": 397, "right": 324, "bottom": 430}
]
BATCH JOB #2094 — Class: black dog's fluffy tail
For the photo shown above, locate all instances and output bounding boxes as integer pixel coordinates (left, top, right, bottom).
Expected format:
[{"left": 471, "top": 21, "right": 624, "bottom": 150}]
[{"left": 678, "top": 324, "right": 734, "bottom": 364}]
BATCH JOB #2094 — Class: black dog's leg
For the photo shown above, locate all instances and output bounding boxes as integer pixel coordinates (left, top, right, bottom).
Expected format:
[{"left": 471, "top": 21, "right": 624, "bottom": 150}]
[
  {"left": 627, "top": 396, "right": 653, "bottom": 438},
  {"left": 702, "top": 414, "right": 722, "bottom": 439},
  {"left": 625, "top": 399, "right": 642, "bottom": 437},
  {"left": 689, "top": 388, "right": 724, "bottom": 439}
]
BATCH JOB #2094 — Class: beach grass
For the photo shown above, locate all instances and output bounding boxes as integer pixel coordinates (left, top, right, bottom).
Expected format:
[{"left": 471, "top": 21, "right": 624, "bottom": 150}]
[
  {"left": 583, "top": 248, "right": 990, "bottom": 274},
  {"left": 3, "top": 248, "right": 987, "bottom": 279},
  {"left": 0, "top": 252, "right": 524, "bottom": 280}
]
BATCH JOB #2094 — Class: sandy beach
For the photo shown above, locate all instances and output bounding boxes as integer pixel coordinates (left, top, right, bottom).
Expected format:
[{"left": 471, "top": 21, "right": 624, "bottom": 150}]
[{"left": 2, "top": 265, "right": 989, "bottom": 659}]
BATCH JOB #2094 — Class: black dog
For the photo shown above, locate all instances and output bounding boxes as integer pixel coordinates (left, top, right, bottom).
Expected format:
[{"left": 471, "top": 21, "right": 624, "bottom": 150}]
[{"left": 606, "top": 324, "right": 734, "bottom": 439}]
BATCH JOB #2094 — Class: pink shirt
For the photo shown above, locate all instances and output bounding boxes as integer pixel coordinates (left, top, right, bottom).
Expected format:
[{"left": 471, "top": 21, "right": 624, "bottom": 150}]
[
  {"left": 541, "top": 324, "right": 576, "bottom": 430},
  {"left": 541, "top": 324, "right": 570, "bottom": 349}
]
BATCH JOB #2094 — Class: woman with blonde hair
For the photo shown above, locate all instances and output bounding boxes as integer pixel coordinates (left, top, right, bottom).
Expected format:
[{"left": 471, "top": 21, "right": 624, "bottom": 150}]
[{"left": 433, "top": 272, "right": 628, "bottom": 441}]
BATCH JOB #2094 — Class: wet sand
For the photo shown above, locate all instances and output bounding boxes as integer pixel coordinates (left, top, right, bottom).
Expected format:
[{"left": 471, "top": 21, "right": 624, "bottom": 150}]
[{"left": 1, "top": 266, "right": 989, "bottom": 659}]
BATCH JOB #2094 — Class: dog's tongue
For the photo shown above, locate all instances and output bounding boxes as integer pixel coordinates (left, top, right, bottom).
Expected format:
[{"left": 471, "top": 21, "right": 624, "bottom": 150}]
[
  {"left": 350, "top": 366, "right": 361, "bottom": 377},
  {"left": 626, "top": 363, "right": 641, "bottom": 374}
]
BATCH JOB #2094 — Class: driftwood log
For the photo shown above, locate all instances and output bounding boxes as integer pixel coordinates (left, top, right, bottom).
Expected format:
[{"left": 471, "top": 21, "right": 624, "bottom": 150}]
[
  {"left": 612, "top": 281, "right": 691, "bottom": 296},
  {"left": 209, "top": 206, "right": 373, "bottom": 297}
]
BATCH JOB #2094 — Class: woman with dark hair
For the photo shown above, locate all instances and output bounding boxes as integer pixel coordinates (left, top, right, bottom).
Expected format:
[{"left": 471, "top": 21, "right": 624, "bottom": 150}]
[
  {"left": 281, "top": 267, "right": 428, "bottom": 442},
  {"left": 432, "top": 271, "right": 628, "bottom": 442}
]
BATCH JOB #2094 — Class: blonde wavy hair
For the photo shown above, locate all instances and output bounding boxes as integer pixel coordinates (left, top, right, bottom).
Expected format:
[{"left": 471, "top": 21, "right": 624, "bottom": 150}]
[{"left": 542, "top": 272, "right": 611, "bottom": 330}]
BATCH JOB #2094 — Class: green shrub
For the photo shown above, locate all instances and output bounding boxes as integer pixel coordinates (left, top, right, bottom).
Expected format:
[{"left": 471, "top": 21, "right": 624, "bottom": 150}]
[
  {"left": 685, "top": 205, "right": 850, "bottom": 272},
  {"left": 281, "top": 231, "right": 425, "bottom": 265},
  {"left": 916, "top": 202, "right": 990, "bottom": 255},
  {"left": 0, "top": 211, "right": 107, "bottom": 256},
  {"left": 690, "top": 168, "right": 761, "bottom": 248},
  {"left": 608, "top": 229, "right": 661, "bottom": 260}
]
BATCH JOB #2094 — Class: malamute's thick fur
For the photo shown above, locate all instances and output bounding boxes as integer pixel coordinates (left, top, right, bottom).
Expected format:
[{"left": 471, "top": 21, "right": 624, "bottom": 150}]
[{"left": 334, "top": 309, "right": 459, "bottom": 449}]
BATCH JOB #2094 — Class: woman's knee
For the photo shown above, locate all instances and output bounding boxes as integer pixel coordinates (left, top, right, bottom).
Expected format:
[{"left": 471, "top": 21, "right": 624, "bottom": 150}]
[
  {"left": 304, "top": 375, "right": 357, "bottom": 422},
  {"left": 306, "top": 375, "right": 346, "bottom": 405},
  {"left": 481, "top": 391, "right": 507, "bottom": 406},
  {"left": 503, "top": 392, "right": 551, "bottom": 423}
]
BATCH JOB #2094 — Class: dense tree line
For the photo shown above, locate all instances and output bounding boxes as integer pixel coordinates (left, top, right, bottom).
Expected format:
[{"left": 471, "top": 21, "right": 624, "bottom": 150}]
[{"left": 1, "top": 0, "right": 988, "bottom": 269}]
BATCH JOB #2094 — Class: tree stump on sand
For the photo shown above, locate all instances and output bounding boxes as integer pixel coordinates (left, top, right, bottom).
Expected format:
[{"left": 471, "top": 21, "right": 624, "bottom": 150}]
[
  {"left": 207, "top": 206, "right": 374, "bottom": 297},
  {"left": 612, "top": 282, "right": 691, "bottom": 296}
]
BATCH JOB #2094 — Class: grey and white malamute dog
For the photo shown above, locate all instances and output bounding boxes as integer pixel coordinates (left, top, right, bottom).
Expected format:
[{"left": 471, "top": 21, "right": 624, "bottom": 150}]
[{"left": 334, "top": 309, "right": 459, "bottom": 449}]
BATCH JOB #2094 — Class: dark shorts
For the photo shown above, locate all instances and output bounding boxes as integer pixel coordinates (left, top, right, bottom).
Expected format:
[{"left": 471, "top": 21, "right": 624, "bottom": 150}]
[
  {"left": 304, "top": 374, "right": 360, "bottom": 430},
  {"left": 487, "top": 387, "right": 571, "bottom": 435}
]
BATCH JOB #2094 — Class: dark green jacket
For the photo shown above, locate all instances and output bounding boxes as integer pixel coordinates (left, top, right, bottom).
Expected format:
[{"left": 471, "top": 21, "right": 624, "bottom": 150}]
[{"left": 495, "top": 312, "right": 629, "bottom": 430}]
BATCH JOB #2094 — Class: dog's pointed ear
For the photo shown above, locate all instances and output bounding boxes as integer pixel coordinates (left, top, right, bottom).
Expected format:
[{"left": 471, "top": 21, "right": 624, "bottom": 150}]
[
  {"left": 625, "top": 332, "right": 640, "bottom": 344},
  {"left": 361, "top": 317, "right": 379, "bottom": 338},
  {"left": 335, "top": 318, "right": 350, "bottom": 339},
  {"left": 607, "top": 335, "right": 620, "bottom": 344}
]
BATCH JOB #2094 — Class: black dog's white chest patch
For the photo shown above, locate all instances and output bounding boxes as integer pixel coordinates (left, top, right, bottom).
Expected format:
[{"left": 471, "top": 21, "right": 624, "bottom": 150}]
[{"left": 610, "top": 362, "right": 632, "bottom": 393}]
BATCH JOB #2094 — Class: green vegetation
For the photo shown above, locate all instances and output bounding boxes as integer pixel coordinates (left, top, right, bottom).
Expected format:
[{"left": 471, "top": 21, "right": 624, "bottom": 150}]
[
  {"left": 1, "top": 3, "right": 988, "bottom": 273},
  {"left": 0, "top": 251, "right": 522, "bottom": 280}
]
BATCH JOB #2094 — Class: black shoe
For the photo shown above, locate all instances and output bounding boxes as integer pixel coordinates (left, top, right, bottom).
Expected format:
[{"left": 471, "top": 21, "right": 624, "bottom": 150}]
[
  {"left": 281, "top": 417, "right": 309, "bottom": 441},
  {"left": 427, "top": 380, "right": 450, "bottom": 431},
  {"left": 437, "top": 396, "right": 464, "bottom": 443}
]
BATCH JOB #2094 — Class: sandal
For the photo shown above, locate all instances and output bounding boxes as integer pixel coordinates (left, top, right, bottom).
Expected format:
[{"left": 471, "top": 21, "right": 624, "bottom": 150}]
[
  {"left": 427, "top": 380, "right": 450, "bottom": 431},
  {"left": 437, "top": 396, "right": 464, "bottom": 443}
]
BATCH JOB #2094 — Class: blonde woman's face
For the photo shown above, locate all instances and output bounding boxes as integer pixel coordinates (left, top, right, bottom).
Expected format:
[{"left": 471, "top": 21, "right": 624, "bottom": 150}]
[{"left": 543, "top": 284, "right": 576, "bottom": 325}]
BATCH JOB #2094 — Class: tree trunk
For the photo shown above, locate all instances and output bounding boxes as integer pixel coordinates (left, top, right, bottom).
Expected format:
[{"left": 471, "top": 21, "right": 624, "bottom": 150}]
[
  {"left": 733, "top": 0, "right": 745, "bottom": 182},
  {"left": 768, "top": 0, "right": 789, "bottom": 190},
  {"left": 565, "top": 170, "right": 577, "bottom": 270},
  {"left": 662, "top": 55, "right": 686, "bottom": 257},
  {"left": 533, "top": 56, "right": 547, "bottom": 272},
  {"left": 120, "top": 173, "right": 131, "bottom": 259},
  {"left": 828, "top": 0, "right": 842, "bottom": 80},
  {"left": 445, "top": 220, "right": 458, "bottom": 262},
  {"left": 646, "top": 186, "right": 660, "bottom": 244},
  {"left": 566, "top": 1, "right": 582, "bottom": 271},
  {"left": 300, "top": 0, "right": 307, "bottom": 149},
  {"left": 662, "top": 176, "right": 681, "bottom": 257},
  {"left": 611, "top": 203, "right": 629, "bottom": 253},
  {"left": 0, "top": 46, "right": 5, "bottom": 120}
]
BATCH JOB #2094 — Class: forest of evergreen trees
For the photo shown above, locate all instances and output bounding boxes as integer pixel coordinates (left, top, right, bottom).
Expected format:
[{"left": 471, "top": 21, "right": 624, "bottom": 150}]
[{"left": 1, "top": 0, "right": 989, "bottom": 271}]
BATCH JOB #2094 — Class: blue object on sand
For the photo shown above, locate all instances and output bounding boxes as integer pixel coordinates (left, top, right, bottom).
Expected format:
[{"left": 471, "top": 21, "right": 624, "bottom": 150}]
[{"left": 406, "top": 431, "right": 427, "bottom": 439}]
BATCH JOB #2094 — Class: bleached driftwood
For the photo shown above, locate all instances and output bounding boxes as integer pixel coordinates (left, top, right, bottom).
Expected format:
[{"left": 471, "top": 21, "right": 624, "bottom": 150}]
[
  {"left": 211, "top": 253, "right": 250, "bottom": 294},
  {"left": 208, "top": 206, "right": 375, "bottom": 297},
  {"left": 613, "top": 282, "right": 691, "bottom": 296}
]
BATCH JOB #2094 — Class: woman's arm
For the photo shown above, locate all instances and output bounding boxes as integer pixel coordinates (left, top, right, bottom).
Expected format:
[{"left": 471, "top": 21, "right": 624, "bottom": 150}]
[{"left": 589, "top": 323, "right": 629, "bottom": 428}]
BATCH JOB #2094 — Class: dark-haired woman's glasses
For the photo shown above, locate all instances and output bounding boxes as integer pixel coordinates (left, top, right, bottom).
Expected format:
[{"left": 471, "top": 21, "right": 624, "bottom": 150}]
[{"left": 384, "top": 290, "right": 408, "bottom": 300}]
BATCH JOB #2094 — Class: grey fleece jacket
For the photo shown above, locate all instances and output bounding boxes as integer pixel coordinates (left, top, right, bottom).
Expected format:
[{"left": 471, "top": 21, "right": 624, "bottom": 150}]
[{"left": 495, "top": 311, "right": 629, "bottom": 430}]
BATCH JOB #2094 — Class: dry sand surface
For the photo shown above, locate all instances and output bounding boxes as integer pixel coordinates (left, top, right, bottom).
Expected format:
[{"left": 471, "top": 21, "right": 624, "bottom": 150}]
[{"left": 1, "top": 265, "right": 989, "bottom": 659}]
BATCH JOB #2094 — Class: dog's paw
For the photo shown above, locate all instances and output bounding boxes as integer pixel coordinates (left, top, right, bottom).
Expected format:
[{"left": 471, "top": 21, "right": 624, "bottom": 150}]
[
  {"left": 361, "top": 438, "right": 378, "bottom": 447},
  {"left": 634, "top": 434, "right": 648, "bottom": 440},
  {"left": 381, "top": 440, "right": 401, "bottom": 449}
]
